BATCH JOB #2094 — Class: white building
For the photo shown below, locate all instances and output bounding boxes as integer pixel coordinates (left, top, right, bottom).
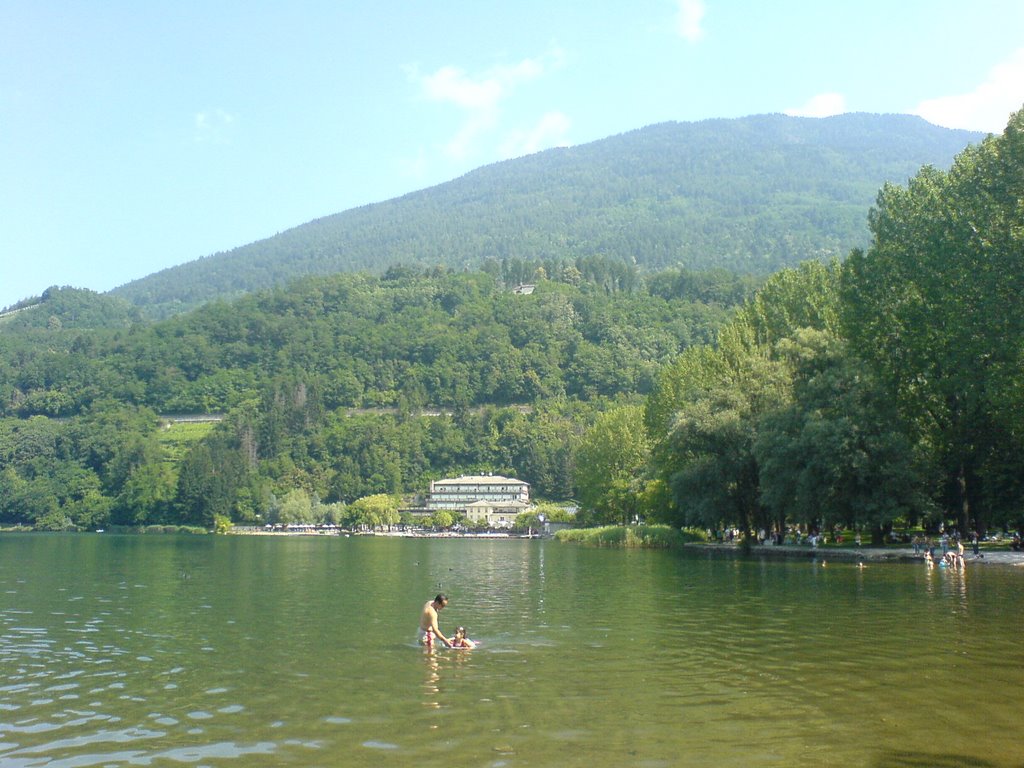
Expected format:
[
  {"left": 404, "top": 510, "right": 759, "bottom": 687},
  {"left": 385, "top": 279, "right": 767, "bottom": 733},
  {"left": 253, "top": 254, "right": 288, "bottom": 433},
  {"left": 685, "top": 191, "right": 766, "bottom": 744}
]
[
  {"left": 426, "top": 474, "right": 530, "bottom": 512},
  {"left": 463, "top": 499, "right": 531, "bottom": 529}
]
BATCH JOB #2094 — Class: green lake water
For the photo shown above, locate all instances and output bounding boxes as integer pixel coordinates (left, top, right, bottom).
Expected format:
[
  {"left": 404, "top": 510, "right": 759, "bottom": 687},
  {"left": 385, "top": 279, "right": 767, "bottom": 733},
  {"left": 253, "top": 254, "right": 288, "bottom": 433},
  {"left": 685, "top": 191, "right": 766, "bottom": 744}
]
[{"left": 1, "top": 533, "right": 1021, "bottom": 767}]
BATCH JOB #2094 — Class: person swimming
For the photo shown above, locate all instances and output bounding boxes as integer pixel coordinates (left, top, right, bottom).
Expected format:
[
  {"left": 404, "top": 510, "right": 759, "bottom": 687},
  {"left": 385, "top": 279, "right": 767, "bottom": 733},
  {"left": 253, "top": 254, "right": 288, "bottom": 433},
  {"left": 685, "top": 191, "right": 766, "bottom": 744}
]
[{"left": 450, "top": 626, "right": 476, "bottom": 649}]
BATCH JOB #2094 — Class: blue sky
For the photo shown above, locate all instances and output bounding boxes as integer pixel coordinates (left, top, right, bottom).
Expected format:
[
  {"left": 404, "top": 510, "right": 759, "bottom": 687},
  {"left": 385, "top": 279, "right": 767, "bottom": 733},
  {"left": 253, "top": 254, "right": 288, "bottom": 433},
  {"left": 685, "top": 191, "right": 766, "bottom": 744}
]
[{"left": 2, "top": 0, "right": 1023, "bottom": 310}]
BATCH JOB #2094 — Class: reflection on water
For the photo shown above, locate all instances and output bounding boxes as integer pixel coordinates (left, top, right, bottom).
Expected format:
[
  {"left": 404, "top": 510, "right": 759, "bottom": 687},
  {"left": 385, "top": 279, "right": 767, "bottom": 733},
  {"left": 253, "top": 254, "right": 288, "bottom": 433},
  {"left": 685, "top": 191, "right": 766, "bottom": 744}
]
[
  {"left": 422, "top": 650, "right": 442, "bottom": 710},
  {"left": 0, "top": 534, "right": 1022, "bottom": 767},
  {"left": 421, "top": 646, "right": 476, "bottom": 714}
]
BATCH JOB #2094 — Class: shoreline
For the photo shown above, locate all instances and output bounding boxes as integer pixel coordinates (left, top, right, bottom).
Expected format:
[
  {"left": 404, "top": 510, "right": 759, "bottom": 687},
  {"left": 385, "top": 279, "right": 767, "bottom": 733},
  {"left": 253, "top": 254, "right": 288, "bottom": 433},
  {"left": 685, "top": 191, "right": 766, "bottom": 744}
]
[
  {"left": 684, "top": 541, "right": 1024, "bottom": 567},
  {"left": 5, "top": 527, "right": 1022, "bottom": 566},
  {"left": 226, "top": 527, "right": 532, "bottom": 539}
]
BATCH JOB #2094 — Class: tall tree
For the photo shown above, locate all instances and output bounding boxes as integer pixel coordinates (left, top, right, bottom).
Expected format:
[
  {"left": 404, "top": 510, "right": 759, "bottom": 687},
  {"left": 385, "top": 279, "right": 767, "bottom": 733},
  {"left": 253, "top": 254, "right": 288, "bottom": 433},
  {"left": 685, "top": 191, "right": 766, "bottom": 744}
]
[
  {"left": 841, "top": 107, "right": 1024, "bottom": 533},
  {"left": 575, "top": 404, "right": 650, "bottom": 525},
  {"left": 754, "top": 329, "right": 924, "bottom": 542},
  {"left": 647, "top": 320, "right": 789, "bottom": 541}
]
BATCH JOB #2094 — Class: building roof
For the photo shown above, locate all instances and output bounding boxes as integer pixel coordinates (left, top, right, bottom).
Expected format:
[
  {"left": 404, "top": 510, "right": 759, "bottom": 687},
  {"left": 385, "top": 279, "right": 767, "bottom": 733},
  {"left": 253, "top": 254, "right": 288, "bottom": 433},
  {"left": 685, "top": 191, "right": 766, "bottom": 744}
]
[
  {"left": 465, "top": 499, "right": 530, "bottom": 509},
  {"left": 432, "top": 475, "right": 529, "bottom": 486}
]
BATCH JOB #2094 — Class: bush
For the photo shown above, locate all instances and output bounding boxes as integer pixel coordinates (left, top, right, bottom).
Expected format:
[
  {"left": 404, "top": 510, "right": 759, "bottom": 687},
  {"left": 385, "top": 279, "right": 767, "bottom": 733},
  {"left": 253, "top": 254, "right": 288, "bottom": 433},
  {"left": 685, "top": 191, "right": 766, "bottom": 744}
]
[
  {"left": 136, "top": 524, "right": 209, "bottom": 535},
  {"left": 554, "top": 525, "right": 704, "bottom": 549}
]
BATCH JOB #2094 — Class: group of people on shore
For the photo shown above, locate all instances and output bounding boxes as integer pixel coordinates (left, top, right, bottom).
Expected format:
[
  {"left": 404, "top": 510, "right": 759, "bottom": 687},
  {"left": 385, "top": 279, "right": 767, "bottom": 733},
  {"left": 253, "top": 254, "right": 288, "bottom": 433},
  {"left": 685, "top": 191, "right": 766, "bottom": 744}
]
[{"left": 418, "top": 593, "right": 476, "bottom": 650}]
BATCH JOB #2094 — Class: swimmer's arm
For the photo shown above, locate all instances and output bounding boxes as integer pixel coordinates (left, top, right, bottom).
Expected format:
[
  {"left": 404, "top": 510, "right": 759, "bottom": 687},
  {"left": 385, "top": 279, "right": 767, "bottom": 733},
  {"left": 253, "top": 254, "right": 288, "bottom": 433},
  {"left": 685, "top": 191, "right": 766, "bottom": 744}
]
[{"left": 430, "top": 613, "right": 451, "bottom": 647}]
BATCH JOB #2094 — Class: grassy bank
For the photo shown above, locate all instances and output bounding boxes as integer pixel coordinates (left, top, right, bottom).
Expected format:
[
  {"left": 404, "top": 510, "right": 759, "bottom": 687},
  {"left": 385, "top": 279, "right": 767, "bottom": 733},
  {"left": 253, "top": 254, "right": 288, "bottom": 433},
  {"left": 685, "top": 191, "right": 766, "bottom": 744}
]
[{"left": 554, "top": 525, "right": 706, "bottom": 549}]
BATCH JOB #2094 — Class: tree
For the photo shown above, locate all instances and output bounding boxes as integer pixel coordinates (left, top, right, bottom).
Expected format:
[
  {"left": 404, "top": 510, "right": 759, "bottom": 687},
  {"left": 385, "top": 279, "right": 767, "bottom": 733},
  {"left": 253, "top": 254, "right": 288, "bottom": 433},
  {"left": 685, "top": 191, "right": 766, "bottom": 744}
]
[
  {"left": 841, "top": 107, "right": 1024, "bottom": 533},
  {"left": 277, "top": 488, "right": 316, "bottom": 525},
  {"left": 114, "top": 459, "right": 176, "bottom": 525},
  {"left": 349, "top": 493, "right": 401, "bottom": 530},
  {"left": 574, "top": 404, "right": 650, "bottom": 525},
  {"left": 754, "top": 329, "right": 925, "bottom": 542},
  {"left": 531, "top": 501, "right": 575, "bottom": 523},
  {"left": 174, "top": 436, "right": 246, "bottom": 527},
  {"left": 647, "top": 324, "right": 789, "bottom": 544},
  {"left": 645, "top": 263, "right": 840, "bottom": 541},
  {"left": 320, "top": 500, "right": 346, "bottom": 526},
  {"left": 108, "top": 435, "right": 174, "bottom": 525},
  {"left": 430, "top": 510, "right": 454, "bottom": 530}
]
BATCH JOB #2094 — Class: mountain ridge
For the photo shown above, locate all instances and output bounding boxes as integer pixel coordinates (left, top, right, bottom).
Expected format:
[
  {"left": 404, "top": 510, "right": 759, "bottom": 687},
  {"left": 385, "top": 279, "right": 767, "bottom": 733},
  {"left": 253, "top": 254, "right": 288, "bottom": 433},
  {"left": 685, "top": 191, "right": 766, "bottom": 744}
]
[{"left": 110, "top": 112, "right": 985, "bottom": 317}]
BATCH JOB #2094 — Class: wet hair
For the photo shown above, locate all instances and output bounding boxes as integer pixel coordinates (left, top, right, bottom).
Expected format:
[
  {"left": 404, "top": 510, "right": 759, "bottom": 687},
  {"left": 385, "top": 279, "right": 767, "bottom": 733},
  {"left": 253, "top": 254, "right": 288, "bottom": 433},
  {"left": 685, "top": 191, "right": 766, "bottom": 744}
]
[
  {"left": 435, "top": 593, "right": 448, "bottom": 604},
  {"left": 456, "top": 626, "right": 466, "bottom": 635}
]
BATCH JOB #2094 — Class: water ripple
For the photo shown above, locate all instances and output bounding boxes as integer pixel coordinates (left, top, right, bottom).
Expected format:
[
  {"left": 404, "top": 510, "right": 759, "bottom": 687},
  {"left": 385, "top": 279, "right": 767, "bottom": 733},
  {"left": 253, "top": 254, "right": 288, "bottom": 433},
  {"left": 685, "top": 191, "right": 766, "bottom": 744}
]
[{"left": 2, "top": 536, "right": 1021, "bottom": 767}]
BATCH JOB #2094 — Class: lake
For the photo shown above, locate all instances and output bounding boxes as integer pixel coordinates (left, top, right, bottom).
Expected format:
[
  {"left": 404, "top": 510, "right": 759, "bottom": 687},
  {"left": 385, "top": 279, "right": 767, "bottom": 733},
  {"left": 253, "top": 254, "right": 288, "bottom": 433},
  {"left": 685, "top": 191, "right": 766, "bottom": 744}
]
[{"left": 1, "top": 533, "right": 1021, "bottom": 767}]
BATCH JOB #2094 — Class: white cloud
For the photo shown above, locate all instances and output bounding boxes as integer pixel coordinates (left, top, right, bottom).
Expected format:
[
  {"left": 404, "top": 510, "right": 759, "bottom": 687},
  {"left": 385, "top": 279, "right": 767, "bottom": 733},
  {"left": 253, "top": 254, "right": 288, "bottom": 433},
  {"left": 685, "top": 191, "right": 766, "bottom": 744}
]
[
  {"left": 499, "top": 111, "right": 572, "bottom": 159},
  {"left": 411, "top": 49, "right": 565, "bottom": 159},
  {"left": 418, "top": 65, "right": 504, "bottom": 110},
  {"left": 194, "top": 109, "right": 236, "bottom": 144},
  {"left": 675, "top": 0, "right": 706, "bottom": 43},
  {"left": 784, "top": 93, "right": 847, "bottom": 119},
  {"left": 914, "top": 48, "right": 1024, "bottom": 133}
]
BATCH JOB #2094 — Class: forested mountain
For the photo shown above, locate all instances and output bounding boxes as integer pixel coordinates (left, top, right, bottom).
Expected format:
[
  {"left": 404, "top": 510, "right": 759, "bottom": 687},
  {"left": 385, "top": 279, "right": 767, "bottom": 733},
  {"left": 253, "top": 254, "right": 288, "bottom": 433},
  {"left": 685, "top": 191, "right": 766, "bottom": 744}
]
[
  {"left": 2, "top": 109, "right": 1018, "bottom": 539},
  {"left": 111, "top": 113, "right": 983, "bottom": 317},
  {"left": 0, "top": 265, "right": 753, "bottom": 528}
]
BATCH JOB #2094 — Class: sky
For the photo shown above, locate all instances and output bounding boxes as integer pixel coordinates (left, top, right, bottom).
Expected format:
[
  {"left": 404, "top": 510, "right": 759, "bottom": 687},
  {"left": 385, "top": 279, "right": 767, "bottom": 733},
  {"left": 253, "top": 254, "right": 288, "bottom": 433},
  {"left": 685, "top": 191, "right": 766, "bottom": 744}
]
[{"left": 2, "top": 1, "right": 1023, "bottom": 310}]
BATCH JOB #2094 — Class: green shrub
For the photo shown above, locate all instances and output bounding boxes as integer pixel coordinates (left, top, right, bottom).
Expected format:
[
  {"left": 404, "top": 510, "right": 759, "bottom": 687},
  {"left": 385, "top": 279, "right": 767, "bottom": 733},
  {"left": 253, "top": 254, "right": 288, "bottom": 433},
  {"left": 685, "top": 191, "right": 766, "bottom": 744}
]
[{"left": 554, "top": 525, "right": 704, "bottom": 549}]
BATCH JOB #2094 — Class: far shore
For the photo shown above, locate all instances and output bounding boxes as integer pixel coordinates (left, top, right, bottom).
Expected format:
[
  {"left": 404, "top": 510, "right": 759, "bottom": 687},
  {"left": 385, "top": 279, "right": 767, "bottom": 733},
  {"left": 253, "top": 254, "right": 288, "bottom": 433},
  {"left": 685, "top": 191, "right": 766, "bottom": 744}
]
[
  {"left": 686, "top": 541, "right": 1024, "bottom": 567},
  {"left": 227, "top": 526, "right": 1024, "bottom": 565},
  {"left": 5, "top": 526, "right": 1023, "bottom": 566},
  {"left": 226, "top": 526, "right": 534, "bottom": 539}
]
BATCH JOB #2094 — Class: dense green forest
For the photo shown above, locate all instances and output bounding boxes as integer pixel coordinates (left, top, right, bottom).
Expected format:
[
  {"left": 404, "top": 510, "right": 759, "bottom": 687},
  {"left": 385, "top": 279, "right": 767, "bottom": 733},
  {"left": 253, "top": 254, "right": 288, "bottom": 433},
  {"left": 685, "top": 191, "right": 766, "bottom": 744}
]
[
  {"left": 1, "top": 109, "right": 1020, "bottom": 540},
  {"left": 107, "top": 113, "right": 981, "bottom": 318},
  {"left": 630, "top": 108, "right": 1024, "bottom": 542},
  {"left": 0, "top": 261, "right": 754, "bottom": 529}
]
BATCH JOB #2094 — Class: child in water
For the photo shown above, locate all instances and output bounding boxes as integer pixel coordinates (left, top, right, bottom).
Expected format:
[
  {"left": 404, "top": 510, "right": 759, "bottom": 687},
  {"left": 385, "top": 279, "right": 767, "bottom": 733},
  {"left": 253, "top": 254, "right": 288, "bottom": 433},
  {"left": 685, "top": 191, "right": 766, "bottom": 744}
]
[{"left": 451, "top": 626, "right": 476, "bottom": 649}]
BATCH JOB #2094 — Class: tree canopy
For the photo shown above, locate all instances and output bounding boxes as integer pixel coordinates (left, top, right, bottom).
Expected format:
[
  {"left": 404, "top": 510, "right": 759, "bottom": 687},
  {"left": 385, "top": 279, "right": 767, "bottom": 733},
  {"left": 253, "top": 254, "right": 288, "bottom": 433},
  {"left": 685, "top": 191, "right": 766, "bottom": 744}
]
[{"left": 642, "top": 107, "right": 1024, "bottom": 540}]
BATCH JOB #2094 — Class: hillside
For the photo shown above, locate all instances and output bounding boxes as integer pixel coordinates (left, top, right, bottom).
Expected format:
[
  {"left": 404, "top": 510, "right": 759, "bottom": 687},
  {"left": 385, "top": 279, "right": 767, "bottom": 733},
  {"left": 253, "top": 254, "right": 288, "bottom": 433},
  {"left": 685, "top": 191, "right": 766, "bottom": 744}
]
[
  {"left": 0, "top": 266, "right": 753, "bottom": 526},
  {"left": 1, "top": 268, "right": 750, "bottom": 420},
  {"left": 0, "top": 287, "right": 142, "bottom": 331},
  {"left": 110, "top": 113, "right": 984, "bottom": 317}
]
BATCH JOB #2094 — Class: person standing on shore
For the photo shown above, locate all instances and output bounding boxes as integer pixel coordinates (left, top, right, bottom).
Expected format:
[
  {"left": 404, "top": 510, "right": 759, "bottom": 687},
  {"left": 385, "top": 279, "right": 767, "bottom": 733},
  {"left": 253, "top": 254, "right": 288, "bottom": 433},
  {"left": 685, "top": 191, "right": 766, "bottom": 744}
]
[{"left": 418, "top": 594, "right": 451, "bottom": 649}]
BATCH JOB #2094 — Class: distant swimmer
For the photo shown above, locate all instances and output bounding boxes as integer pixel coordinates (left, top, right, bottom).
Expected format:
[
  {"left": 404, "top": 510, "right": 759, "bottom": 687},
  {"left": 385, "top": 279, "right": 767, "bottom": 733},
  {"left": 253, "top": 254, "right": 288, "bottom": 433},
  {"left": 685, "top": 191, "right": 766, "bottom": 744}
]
[{"left": 418, "top": 594, "right": 451, "bottom": 649}]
